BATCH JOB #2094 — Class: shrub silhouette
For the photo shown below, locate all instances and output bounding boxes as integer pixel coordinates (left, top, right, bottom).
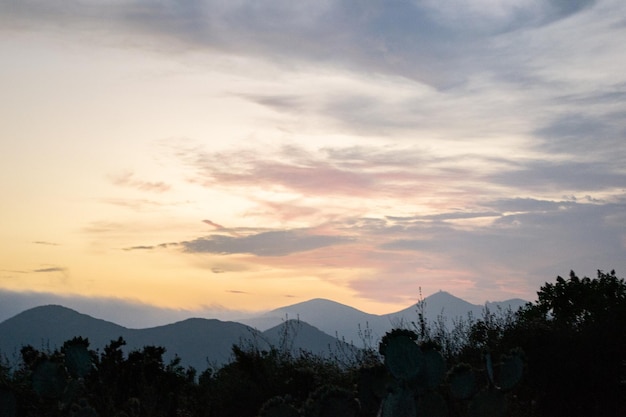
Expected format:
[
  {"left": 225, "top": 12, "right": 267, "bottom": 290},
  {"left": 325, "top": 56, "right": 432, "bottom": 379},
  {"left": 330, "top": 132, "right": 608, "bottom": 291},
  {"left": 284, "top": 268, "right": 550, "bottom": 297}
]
[{"left": 0, "top": 268, "right": 624, "bottom": 417}]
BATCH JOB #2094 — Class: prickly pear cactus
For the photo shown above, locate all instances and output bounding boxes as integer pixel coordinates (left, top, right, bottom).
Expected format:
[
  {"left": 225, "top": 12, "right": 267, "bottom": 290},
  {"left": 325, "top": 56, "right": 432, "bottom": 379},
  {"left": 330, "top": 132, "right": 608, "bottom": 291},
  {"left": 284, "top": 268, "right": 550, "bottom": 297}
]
[
  {"left": 418, "top": 348, "right": 446, "bottom": 390},
  {"left": 380, "top": 330, "right": 422, "bottom": 381},
  {"left": 378, "top": 385, "right": 416, "bottom": 417},
  {"left": 448, "top": 364, "right": 476, "bottom": 400},
  {"left": 496, "top": 351, "right": 523, "bottom": 391},
  {"left": 357, "top": 365, "right": 387, "bottom": 416},
  {"left": 416, "top": 391, "right": 447, "bottom": 417}
]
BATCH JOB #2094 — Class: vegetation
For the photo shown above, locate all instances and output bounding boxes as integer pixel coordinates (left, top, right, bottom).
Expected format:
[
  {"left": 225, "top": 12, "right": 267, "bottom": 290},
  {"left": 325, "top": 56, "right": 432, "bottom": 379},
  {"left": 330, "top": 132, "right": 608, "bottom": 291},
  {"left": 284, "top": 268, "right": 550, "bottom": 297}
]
[{"left": 0, "top": 269, "right": 624, "bottom": 417}]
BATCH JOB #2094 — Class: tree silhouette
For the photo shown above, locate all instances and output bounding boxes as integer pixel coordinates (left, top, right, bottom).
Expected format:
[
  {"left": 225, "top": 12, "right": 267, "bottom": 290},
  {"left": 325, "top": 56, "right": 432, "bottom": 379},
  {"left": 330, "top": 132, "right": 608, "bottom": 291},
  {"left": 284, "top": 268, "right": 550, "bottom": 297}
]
[{"left": 512, "top": 270, "right": 626, "bottom": 417}]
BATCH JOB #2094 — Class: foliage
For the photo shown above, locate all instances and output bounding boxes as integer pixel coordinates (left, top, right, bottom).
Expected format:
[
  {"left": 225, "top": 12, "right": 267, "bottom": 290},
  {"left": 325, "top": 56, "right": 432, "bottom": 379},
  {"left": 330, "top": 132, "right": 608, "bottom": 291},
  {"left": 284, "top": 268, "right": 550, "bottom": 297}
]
[
  {"left": 0, "top": 269, "right": 624, "bottom": 417},
  {"left": 509, "top": 270, "right": 626, "bottom": 417}
]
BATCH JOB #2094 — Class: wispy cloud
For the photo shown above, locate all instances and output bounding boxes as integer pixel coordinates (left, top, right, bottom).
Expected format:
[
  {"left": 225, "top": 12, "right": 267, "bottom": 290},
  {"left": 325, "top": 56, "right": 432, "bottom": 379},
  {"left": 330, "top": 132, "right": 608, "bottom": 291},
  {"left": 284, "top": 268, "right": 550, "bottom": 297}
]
[
  {"left": 0, "top": 0, "right": 606, "bottom": 88},
  {"left": 33, "top": 267, "right": 67, "bottom": 273},
  {"left": 3, "top": 0, "right": 625, "bottom": 309},
  {"left": 182, "top": 229, "right": 353, "bottom": 257},
  {"left": 108, "top": 172, "right": 171, "bottom": 193}
]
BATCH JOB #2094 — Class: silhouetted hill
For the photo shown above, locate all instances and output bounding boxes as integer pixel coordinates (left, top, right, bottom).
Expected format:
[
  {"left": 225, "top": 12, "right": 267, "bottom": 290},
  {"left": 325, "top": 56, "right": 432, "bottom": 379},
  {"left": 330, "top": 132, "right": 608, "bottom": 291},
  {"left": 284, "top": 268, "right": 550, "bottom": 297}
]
[
  {"left": 133, "top": 318, "right": 267, "bottom": 371},
  {"left": 242, "top": 292, "right": 527, "bottom": 344},
  {"left": 0, "top": 293, "right": 528, "bottom": 371},
  {"left": 243, "top": 298, "right": 380, "bottom": 344},
  {"left": 0, "top": 305, "right": 132, "bottom": 357},
  {"left": 0, "top": 305, "right": 268, "bottom": 371},
  {"left": 261, "top": 319, "right": 359, "bottom": 359}
]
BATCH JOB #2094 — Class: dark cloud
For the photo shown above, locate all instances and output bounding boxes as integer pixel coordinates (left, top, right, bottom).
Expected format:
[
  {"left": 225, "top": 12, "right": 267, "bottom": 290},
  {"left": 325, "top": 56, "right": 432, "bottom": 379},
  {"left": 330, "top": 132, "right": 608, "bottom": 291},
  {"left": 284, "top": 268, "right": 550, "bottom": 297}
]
[
  {"left": 534, "top": 111, "right": 626, "bottom": 158},
  {"left": 183, "top": 230, "right": 351, "bottom": 256},
  {"left": 486, "top": 198, "right": 571, "bottom": 213},
  {"left": 488, "top": 160, "right": 626, "bottom": 192},
  {"left": 202, "top": 219, "right": 225, "bottom": 230},
  {"left": 123, "top": 243, "right": 180, "bottom": 251},
  {"left": 380, "top": 197, "right": 626, "bottom": 291},
  {"left": 419, "top": 211, "right": 501, "bottom": 221},
  {"left": 123, "top": 245, "right": 156, "bottom": 251},
  {"left": 0, "top": 0, "right": 598, "bottom": 87}
]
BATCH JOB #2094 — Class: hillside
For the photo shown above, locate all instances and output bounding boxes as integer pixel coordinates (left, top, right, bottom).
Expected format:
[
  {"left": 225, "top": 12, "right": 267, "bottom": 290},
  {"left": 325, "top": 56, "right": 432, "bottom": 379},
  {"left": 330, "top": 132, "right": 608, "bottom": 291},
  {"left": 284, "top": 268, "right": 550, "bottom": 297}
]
[{"left": 0, "top": 305, "right": 266, "bottom": 371}]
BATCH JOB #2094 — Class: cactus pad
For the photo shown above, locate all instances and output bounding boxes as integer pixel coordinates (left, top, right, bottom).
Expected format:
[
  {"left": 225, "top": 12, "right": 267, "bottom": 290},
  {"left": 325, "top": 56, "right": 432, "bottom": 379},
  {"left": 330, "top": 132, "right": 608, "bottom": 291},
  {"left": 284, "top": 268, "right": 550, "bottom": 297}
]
[
  {"left": 448, "top": 364, "right": 476, "bottom": 400},
  {"left": 383, "top": 335, "right": 422, "bottom": 380}
]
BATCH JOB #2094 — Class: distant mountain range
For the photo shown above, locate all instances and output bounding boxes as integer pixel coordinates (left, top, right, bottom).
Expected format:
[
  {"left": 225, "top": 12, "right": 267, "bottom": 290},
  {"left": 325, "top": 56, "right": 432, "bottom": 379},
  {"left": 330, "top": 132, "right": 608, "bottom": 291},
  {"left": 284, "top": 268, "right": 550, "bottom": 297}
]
[
  {"left": 0, "top": 292, "right": 526, "bottom": 372},
  {"left": 239, "top": 291, "right": 527, "bottom": 344}
]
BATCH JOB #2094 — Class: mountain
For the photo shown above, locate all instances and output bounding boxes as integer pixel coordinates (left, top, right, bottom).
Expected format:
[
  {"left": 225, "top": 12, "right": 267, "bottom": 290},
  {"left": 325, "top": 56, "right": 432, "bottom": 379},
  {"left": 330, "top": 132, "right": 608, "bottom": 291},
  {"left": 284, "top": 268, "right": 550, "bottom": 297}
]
[
  {"left": 0, "top": 305, "right": 267, "bottom": 372},
  {"left": 0, "top": 293, "right": 528, "bottom": 371},
  {"left": 0, "top": 305, "right": 132, "bottom": 356},
  {"left": 261, "top": 319, "right": 359, "bottom": 360},
  {"left": 241, "top": 292, "right": 528, "bottom": 345},
  {"left": 242, "top": 298, "right": 381, "bottom": 344}
]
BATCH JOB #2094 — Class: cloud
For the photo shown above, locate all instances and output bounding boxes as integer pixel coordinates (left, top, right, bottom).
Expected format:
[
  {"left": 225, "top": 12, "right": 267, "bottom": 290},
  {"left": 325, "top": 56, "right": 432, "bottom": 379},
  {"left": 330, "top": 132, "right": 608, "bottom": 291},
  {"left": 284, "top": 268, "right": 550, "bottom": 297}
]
[
  {"left": 108, "top": 172, "right": 171, "bottom": 193},
  {"left": 533, "top": 110, "right": 626, "bottom": 157},
  {"left": 123, "top": 245, "right": 156, "bottom": 251},
  {"left": 122, "top": 242, "right": 180, "bottom": 251},
  {"left": 0, "top": 289, "right": 254, "bottom": 328},
  {"left": 32, "top": 267, "right": 67, "bottom": 273},
  {"left": 32, "top": 241, "right": 59, "bottom": 246},
  {"left": 179, "top": 143, "right": 484, "bottom": 204},
  {"left": 0, "top": 0, "right": 601, "bottom": 88},
  {"left": 183, "top": 229, "right": 352, "bottom": 257},
  {"left": 202, "top": 219, "right": 225, "bottom": 229},
  {"left": 227, "top": 290, "right": 248, "bottom": 294},
  {"left": 488, "top": 159, "right": 626, "bottom": 193},
  {"left": 379, "top": 197, "right": 626, "bottom": 287}
]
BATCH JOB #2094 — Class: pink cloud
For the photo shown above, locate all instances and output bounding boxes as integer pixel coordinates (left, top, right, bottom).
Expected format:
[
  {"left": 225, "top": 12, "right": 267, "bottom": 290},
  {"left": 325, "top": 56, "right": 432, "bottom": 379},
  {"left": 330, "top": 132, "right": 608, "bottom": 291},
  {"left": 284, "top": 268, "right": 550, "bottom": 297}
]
[{"left": 184, "top": 144, "right": 485, "bottom": 203}]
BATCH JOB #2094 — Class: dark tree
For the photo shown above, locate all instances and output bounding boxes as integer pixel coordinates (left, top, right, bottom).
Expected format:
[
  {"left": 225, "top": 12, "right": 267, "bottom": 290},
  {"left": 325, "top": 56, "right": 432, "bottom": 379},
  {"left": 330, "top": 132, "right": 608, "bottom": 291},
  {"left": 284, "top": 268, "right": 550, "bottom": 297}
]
[{"left": 511, "top": 270, "right": 626, "bottom": 417}]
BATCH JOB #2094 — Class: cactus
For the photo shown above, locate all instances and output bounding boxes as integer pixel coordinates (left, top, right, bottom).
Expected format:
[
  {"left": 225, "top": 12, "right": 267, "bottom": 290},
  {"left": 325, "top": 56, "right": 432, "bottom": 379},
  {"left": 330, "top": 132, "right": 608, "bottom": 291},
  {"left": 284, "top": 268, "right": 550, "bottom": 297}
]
[
  {"left": 448, "top": 363, "right": 476, "bottom": 401},
  {"left": 380, "top": 330, "right": 422, "bottom": 381},
  {"left": 377, "top": 330, "right": 448, "bottom": 417},
  {"left": 496, "top": 351, "right": 523, "bottom": 391},
  {"left": 357, "top": 365, "right": 387, "bottom": 416},
  {"left": 447, "top": 350, "right": 523, "bottom": 417},
  {"left": 418, "top": 347, "right": 446, "bottom": 390},
  {"left": 416, "top": 391, "right": 447, "bottom": 417},
  {"left": 378, "top": 385, "right": 416, "bottom": 417}
]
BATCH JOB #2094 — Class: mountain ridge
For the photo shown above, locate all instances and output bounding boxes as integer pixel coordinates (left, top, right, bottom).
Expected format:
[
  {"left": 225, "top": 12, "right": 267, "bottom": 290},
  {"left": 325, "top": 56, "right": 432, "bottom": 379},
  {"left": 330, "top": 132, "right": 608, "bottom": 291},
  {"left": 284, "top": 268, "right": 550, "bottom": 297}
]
[{"left": 0, "top": 292, "right": 527, "bottom": 371}]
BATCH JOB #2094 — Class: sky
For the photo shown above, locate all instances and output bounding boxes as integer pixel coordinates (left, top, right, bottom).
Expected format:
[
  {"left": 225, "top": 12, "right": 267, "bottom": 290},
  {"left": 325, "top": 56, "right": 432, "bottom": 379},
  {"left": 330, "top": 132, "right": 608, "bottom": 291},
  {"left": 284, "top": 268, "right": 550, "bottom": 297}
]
[{"left": 1, "top": 0, "right": 626, "bottom": 326}]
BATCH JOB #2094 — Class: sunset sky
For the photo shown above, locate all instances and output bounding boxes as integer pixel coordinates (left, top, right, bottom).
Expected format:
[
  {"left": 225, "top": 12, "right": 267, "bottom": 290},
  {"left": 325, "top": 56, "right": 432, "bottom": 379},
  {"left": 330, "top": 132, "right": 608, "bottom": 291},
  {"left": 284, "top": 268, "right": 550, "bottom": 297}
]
[{"left": 1, "top": 0, "right": 625, "bottom": 324}]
